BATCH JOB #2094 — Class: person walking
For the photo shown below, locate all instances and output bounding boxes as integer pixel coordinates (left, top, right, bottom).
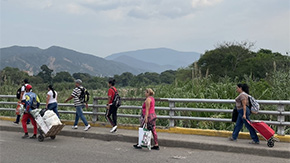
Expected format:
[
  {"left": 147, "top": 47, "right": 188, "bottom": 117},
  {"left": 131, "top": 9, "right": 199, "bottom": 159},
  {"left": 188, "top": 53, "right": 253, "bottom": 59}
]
[
  {"left": 134, "top": 88, "right": 159, "bottom": 150},
  {"left": 64, "top": 79, "right": 91, "bottom": 131},
  {"left": 229, "top": 83, "right": 260, "bottom": 144},
  {"left": 21, "top": 84, "right": 40, "bottom": 139},
  {"left": 14, "top": 79, "right": 30, "bottom": 125},
  {"left": 106, "top": 79, "right": 119, "bottom": 133},
  {"left": 46, "top": 85, "right": 59, "bottom": 118}
]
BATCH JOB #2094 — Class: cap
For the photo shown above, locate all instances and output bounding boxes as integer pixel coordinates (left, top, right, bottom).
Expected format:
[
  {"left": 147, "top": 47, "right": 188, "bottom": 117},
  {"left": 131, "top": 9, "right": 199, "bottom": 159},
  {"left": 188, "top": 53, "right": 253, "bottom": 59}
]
[
  {"left": 75, "top": 79, "right": 82, "bottom": 84},
  {"left": 25, "top": 84, "right": 32, "bottom": 90}
]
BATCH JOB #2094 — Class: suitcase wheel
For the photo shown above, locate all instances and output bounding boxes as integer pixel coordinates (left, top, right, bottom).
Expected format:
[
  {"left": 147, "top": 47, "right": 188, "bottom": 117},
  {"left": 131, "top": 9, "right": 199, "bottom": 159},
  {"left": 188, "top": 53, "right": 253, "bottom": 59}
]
[
  {"left": 50, "top": 136, "right": 56, "bottom": 140},
  {"left": 267, "top": 138, "right": 275, "bottom": 148}
]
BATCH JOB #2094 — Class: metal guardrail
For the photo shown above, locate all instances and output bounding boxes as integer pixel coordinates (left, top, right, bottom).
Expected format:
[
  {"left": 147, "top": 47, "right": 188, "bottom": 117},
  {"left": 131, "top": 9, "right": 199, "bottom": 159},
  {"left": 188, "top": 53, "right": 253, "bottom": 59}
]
[{"left": 0, "top": 95, "right": 289, "bottom": 135}]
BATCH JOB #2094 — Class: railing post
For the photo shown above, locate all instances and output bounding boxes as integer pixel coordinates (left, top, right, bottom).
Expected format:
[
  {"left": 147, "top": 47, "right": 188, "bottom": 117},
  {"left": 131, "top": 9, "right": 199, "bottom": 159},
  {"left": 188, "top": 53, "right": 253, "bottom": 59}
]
[
  {"left": 277, "top": 104, "right": 285, "bottom": 135},
  {"left": 92, "top": 98, "right": 98, "bottom": 123},
  {"left": 169, "top": 101, "right": 175, "bottom": 127}
]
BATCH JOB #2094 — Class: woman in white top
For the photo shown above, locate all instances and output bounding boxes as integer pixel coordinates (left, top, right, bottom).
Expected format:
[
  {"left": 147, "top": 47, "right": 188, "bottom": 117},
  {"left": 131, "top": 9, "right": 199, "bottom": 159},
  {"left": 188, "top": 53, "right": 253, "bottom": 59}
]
[{"left": 46, "top": 85, "right": 59, "bottom": 118}]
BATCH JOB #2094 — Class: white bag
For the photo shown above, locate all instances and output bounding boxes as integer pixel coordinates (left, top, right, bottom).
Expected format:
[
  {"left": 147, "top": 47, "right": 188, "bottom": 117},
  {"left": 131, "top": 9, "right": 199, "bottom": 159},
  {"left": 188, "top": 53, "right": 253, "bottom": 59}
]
[
  {"left": 30, "top": 109, "right": 41, "bottom": 118},
  {"left": 138, "top": 124, "right": 152, "bottom": 150},
  {"left": 44, "top": 114, "right": 62, "bottom": 129},
  {"left": 43, "top": 110, "right": 56, "bottom": 120},
  {"left": 35, "top": 114, "right": 49, "bottom": 134}
]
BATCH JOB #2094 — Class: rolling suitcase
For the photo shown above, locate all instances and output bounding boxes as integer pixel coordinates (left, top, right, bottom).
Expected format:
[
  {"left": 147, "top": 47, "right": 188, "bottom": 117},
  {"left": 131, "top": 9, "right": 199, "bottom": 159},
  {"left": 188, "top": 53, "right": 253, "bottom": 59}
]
[{"left": 246, "top": 119, "right": 279, "bottom": 147}]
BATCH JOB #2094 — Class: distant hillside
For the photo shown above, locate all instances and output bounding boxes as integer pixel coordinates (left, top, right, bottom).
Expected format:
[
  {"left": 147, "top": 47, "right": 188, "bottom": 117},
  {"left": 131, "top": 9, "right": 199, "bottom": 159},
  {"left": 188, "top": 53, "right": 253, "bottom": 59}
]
[
  {"left": 112, "top": 55, "right": 176, "bottom": 73},
  {"left": 0, "top": 46, "right": 143, "bottom": 76},
  {"left": 105, "top": 48, "right": 200, "bottom": 70}
]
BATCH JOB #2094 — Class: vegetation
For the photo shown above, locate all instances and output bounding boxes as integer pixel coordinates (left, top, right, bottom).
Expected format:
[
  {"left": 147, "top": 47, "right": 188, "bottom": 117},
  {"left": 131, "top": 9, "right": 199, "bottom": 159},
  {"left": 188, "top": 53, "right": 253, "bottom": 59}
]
[{"left": 0, "top": 42, "right": 289, "bottom": 134}]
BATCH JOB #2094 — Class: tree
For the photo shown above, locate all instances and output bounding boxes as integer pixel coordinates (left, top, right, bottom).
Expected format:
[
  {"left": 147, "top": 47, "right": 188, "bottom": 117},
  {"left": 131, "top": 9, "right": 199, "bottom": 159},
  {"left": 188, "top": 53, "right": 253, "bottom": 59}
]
[
  {"left": 0, "top": 67, "right": 29, "bottom": 85},
  {"left": 37, "top": 65, "right": 53, "bottom": 83},
  {"left": 160, "top": 70, "right": 176, "bottom": 84},
  {"left": 53, "top": 71, "right": 74, "bottom": 83},
  {"left": 72, "top": 73, "right": 91, "bottom": 83},
  {"left": 117, "top": 72, "right": 134, "bottom": 87},
  {"left": 197, "top": 41, "right": 254, "bottom": 79}
]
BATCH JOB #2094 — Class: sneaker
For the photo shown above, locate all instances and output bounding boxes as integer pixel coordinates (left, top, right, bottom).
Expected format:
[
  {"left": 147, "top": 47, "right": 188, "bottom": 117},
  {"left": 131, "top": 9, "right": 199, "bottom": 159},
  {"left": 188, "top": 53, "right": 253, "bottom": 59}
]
[
  {"left": 133, "top": 144, "right": 142, "bottom": 149},
  {"left": 110, "top": 126, "right": 117, "bottom": 133},
  {"left": 249, "top": 141, "right": 259, "bottom": 144},
  {"left": 30, "top": 135, "right": 37, "bottom": 139},
  {"left": 22, "top": 134, "right": 29, "bottom": 139},
  {"left": 228, "top": 137, "right": 237, "bottom": 142},
  {"left": 151, "top": 146, "right": 160, "bottom": 150},
  {"left": 13, "top": 122, "right": 19, "bottom": 125},
  {"left": 72, "top": 125, "right": 78, "bottom": 129},
  {"left": 84, "top": 124, "right": 91, "bottom": 131}
]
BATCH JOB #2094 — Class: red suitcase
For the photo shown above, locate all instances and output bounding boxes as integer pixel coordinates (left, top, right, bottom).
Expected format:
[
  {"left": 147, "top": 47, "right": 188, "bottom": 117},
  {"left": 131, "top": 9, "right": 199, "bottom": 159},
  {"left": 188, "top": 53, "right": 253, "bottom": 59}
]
[{"left": 246, "top": 120, "right": 278, "bottom": 147}]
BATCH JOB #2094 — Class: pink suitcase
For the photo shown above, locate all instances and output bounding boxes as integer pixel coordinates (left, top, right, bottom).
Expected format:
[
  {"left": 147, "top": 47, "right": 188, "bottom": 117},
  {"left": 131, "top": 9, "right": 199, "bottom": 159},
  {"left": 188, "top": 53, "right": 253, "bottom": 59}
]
[{"left": 246, "top": 120, "right": 278, "bottom": 147}]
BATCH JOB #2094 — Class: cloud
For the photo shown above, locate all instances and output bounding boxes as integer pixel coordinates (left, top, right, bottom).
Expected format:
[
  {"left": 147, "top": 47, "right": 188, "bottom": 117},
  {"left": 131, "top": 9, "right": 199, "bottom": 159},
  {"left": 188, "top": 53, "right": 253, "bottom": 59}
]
[
  {"left": 191, "top": 0, "right": 223, "bottom": 8},
  {"left": 75, "top": 0, "right": 199, "bottom": 19}
]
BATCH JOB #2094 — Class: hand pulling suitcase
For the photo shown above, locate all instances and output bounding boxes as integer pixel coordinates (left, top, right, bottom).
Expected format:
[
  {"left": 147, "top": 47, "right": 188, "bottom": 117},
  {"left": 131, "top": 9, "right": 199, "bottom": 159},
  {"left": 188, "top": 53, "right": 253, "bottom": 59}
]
[{"left": 246, "top": 119, "right": 279, "bottom": 147}]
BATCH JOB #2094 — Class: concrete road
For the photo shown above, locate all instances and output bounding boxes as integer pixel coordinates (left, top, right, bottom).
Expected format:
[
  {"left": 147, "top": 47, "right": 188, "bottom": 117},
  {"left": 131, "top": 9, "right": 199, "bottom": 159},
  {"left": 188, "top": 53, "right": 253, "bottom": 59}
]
[{"left": 0, "top": 131, "right": 288, "bottom": 163}]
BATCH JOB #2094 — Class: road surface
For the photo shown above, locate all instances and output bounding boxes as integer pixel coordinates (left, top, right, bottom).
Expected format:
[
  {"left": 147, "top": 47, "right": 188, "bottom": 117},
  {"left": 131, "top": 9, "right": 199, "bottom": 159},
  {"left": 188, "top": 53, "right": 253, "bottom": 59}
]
[{"left": 0, "top": 131, "right": 288, "bottom": 163}]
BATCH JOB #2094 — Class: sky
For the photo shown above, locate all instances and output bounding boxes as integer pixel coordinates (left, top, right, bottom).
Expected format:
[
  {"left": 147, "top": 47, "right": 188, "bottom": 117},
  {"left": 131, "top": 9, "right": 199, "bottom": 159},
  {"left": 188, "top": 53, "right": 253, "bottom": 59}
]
[{"left": 1, "top": 0, "right": 289, "bottom": 58}]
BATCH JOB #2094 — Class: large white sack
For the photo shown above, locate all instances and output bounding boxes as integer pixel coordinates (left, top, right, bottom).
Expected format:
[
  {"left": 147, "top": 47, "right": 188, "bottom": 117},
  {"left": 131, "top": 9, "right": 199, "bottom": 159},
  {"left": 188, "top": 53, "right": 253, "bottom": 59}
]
[
  {"left": 43, "top": 110, "right": 56, "bottom": 120},
  {"left": 35, "top": 114, "right": 49, "bottom": 134},
  {"left": 44, "top": 114, "right": 62, "bottom": 129}
]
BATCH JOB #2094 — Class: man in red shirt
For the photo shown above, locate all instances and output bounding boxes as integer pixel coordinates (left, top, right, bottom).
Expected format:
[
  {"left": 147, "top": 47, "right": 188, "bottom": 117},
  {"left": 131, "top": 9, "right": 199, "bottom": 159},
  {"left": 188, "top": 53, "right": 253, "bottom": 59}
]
[{"left": 106, "top": 79, "right": 118, "bottom": 133}]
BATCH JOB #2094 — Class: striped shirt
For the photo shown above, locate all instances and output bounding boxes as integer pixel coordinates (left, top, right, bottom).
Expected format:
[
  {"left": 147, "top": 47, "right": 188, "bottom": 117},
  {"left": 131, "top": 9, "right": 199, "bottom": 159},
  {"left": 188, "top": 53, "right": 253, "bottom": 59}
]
[{"left": 72, "top": 86, "right": 84, "bottom": 106}]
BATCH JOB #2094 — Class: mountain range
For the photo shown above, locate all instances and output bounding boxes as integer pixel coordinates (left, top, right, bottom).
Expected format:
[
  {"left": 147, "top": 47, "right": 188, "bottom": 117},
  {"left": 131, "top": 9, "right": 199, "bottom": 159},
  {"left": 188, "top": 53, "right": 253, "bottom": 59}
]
[
  {"left": 0, "top": 46, "right": 200, "bottom": 76},
  {"left": 105, "top": 48, "right": 200, "bottom": 73}
]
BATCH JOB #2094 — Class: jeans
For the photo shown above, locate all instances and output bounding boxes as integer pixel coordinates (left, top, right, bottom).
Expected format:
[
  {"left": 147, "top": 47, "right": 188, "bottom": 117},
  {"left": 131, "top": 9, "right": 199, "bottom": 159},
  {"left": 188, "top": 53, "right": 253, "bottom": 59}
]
[
  {"left": 47, "top": 102, "right": 59, "bottom": 118},
  {"left": 106, "top": 105, "right": 118, "bottom": 127},
  {"left": 232, "top": 107, "right": 259, "bottom": 142},
  {"left": 74, "top": 105, "right": 88, "bottom": 126}
]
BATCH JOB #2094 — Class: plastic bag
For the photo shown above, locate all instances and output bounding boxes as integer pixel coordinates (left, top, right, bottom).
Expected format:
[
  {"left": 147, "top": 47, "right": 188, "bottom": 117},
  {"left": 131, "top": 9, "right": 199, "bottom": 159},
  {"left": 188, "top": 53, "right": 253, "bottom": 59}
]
[
  {"left": 15, "top": 102, "right": 23, "bottom": 115},
  {"left": 138, "top": 124, "right": 152, "bottom": 150},
  {"left": 30, "top": 108, "right": 41, "bottom": 118},
  {"left": 35, "top": 114, "right": 49, "bottom": 134},
  {"left": 43, "top": 110, "right": 56, "bottom": 120},
  {"left": 44, "top": 114, "right": 62, "bottom": 129}
]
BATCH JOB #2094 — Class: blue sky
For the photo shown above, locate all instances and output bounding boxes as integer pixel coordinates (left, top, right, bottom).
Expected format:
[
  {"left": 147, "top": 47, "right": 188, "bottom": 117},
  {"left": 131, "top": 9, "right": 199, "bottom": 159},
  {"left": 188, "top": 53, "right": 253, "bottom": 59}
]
[{"left": 1, "top": 0, "right": 289, "bottom": 57}]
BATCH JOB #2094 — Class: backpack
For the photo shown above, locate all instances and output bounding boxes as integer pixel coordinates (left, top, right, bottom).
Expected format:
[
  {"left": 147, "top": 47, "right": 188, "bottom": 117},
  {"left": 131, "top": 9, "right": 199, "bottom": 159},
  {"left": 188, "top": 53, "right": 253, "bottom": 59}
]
[
  {"left": 248, "top": 95, "right": 260, "bottom": 114},
  {"left": 78, "top": 87, "right": 90, "bottom": 103},
  {"left": 16, "top": 87, "right": 22, "bottom": 99},
  {"left": 111, "top": 88, "right": 121, "bottom": 108},
  {"left": 25, "top": 93, "right": 39, "bottom": 110}
]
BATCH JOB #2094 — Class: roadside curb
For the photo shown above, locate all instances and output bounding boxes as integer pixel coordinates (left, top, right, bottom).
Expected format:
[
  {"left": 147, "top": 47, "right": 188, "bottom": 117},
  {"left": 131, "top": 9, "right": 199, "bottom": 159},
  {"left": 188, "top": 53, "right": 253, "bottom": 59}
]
[{"left": 1, "top": 116, "right": 289, "bottom": 142}]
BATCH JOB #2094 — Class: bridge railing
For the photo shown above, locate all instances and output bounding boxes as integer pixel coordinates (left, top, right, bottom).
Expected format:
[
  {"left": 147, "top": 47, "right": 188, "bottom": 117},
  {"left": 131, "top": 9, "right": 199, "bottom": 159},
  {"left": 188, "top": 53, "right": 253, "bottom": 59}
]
[{"left": 0, "top": 95, "right": 289, "bottom": 135}]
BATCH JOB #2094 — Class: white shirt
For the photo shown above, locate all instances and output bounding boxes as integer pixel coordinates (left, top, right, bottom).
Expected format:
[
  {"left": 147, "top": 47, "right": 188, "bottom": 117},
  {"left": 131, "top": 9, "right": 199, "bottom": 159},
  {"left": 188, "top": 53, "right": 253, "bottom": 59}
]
[
  {"left": 21, "top": 84, "right": 28, "bottom": 100},
  {"left": 47, "top": 90, "right": 58, "bottom": 104}
]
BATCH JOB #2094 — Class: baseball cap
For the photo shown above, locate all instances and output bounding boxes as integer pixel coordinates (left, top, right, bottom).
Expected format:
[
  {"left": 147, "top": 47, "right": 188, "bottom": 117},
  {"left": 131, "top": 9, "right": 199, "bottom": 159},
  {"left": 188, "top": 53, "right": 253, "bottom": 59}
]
[{"left": 25, "top": 84, "right": 32, "bottom": 90}]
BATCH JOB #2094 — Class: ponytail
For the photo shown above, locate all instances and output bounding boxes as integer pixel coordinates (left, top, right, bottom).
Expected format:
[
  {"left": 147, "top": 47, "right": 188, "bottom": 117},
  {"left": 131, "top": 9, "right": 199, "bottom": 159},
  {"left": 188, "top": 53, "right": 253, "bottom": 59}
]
[{"left": 48, "top": 85, "right": 56, "bottom": 98}]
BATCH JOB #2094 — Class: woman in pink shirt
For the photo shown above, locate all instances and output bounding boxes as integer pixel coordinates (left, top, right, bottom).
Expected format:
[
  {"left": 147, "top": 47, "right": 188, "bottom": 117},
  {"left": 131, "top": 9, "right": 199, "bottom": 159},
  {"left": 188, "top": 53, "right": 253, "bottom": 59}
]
[{"left": 134, "top": 88, "right": 159, "bottom": 150}]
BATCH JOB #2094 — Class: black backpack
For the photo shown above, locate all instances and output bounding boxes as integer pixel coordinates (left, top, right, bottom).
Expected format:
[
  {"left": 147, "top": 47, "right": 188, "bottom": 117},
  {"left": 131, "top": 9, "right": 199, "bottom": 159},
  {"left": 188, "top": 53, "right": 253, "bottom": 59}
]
[
  {"left": 16, "top": 87, "right": 22, "bottom": 99},
  {"left": 111, "top": 88, "right": 121, "bottom": 108},
  {"left": 78, "top": 87, "right": 90, "bottom": 103}
]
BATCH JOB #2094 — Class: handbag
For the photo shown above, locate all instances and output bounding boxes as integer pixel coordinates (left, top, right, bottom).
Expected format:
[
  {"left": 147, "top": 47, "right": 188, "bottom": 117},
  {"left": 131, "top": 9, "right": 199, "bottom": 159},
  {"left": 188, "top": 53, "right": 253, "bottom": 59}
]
[
  {"left": 232, "top": 106, "right": 238, "bottom": 122},
  {"left": 138, "top": 124, "right": 152, "bottom": 150}
]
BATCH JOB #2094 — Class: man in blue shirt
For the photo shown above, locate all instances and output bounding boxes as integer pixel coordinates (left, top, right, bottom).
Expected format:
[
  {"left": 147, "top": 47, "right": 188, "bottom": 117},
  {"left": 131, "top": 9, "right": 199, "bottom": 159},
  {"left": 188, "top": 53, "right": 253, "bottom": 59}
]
[{"left": 21, "top": 84, "right": 40, "bottom": 139}]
